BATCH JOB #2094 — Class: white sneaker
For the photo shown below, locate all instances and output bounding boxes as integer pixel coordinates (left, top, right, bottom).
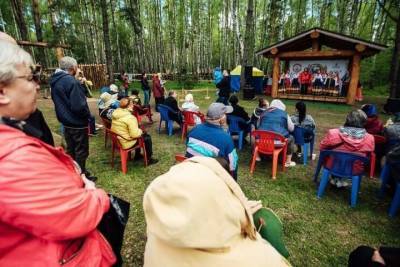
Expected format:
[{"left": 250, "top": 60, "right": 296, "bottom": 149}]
[
  {"left": 336, "top": 180, "right": 343, "bottom": 188},
  {"left": 311, "top": 153, "right": 316, "bottom": 160},
  {"left": 285, "top": 161, "right": 296, "bottom": 167},
  {"left": 297, "top": 152, "right": 302, "bottom": 158}
]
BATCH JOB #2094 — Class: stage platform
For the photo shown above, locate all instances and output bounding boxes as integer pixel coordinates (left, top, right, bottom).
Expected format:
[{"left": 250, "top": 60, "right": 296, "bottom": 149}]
[{"left": 278, "top": 94, "right": 347, "bottom": 103}]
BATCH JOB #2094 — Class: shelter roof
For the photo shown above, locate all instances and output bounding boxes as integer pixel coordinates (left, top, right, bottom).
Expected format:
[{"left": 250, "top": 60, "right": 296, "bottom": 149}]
[{"left": 255, "top": 28, "right": 387, "bottom": 58}]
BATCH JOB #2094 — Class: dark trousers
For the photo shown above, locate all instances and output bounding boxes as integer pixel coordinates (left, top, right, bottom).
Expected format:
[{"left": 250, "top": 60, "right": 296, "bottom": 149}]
[
  {"left": 155, "top": 97, "right": 165, "bottom": 112},
  {"left": 169, "top": 112, "right": 183, "bottom": 125},
  {"left": 88, "top": 115, "right": 96, "bottom": 134},
  {"left": 64, "top": 126, "right": 89, "bottom": 173},
  {"left": 135, "top": 133, "right": 153, "bottom": 158},
  {"left": 300, "top": 84, "right": 308, "bottom": 94}
]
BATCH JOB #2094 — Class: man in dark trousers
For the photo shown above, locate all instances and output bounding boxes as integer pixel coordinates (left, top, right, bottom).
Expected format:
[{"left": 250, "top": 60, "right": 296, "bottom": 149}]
[{"left": 51, "top": 56, "right": 96, "bottom": 181}]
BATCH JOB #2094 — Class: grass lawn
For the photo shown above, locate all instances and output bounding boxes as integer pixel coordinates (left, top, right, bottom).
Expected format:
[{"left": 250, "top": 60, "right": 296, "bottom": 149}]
[{"left": 37, "top": 87, "right": 400, "bottom": 267}]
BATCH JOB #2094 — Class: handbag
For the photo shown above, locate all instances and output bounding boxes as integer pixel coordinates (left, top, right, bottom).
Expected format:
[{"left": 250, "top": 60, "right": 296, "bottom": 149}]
[{"left": 98, "top": 195, "right": 130, "bottom": 267}]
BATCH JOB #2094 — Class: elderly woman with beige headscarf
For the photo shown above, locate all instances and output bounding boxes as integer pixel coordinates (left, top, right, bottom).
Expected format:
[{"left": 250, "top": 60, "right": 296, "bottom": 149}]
[{"left": 143, "top": 156, "right": 291, "bottom": 267}]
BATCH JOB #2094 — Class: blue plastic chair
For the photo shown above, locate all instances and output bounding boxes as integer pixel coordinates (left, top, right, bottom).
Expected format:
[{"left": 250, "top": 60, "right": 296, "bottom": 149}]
[
  {"left": 293, "top": 126, "right": 315, "bottom": 165},
  {"left": 157, "top": 104, "right": 176, "bottom": 136},
  {"left": 313, "top": 150, "right": 369, "bottom": 207},
  {"left": 227, "top": 115, "right": 246, "bottom": 150},
  {"left": 379, "top": 161, "right": 400, "bottom": 217}
]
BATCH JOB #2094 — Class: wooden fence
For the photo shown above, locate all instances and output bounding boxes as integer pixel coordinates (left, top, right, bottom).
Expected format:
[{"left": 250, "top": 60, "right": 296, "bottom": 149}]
[{"left": 78, "top": 64, "right": 107, "bottom": 89}]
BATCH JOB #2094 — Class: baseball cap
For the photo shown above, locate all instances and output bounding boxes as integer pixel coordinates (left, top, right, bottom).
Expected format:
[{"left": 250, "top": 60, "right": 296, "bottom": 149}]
[{"left": 206, "top": 102, "right": 233, "bottom": 120}]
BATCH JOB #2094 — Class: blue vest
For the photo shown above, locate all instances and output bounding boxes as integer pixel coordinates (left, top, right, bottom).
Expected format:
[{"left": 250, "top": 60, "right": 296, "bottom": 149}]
[{"left": 258, "top": 108, "right": 289, "bottom": 137}]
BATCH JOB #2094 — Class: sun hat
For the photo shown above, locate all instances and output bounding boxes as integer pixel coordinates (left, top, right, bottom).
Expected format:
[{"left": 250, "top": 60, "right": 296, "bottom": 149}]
[
  {"left": 206, "top": 103, "right": 233, "bottom": 120},
  {"left": 270, "top": 99, "right": 286, "bottom": 111},
  {"left": 109, "top": 84, "right": 119, "bottom": 93},
  {"left": 99, "top": 92, "right": 117, "bottom": 109}
]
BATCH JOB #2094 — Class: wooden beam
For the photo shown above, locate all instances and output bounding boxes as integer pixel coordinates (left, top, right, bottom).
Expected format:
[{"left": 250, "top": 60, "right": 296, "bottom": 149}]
[
  {"left": 17, "top": 40, "right": 71, "bottom": 49},
  {"left": 271, "top": 57, "right": 280, "bottom": 98},
  {"left": 277, "top": 50, "right": 355, "bottom": 59},
  {"left": 347, "top": 53, "right": 361, "bottom": 104},
  {"left": 355, "top": 44, "right": 366, "bottom": 52},
  {"left": 271, "top": 47, "right": 279, "bottom": 55},
  {"left": 311, "top": 31, "right": 320, "bottom": 51}
]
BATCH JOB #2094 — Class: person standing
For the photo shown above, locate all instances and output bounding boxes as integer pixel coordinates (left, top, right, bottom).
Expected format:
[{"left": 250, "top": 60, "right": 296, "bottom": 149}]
[
  {"left": 141, "top": 72, "right": 151, "bottom": 106},
  {"left": 51, "top": 56, "right": 96, "bottom": 181},
  {"left": 299, "top": 68, "right": 312, "bottom": 95},
  {"left": 216, "top": 70, "right": 231, "bottom": 105},
  {"left": 152, "top": 73, "right": 165, "bottom": 112}
]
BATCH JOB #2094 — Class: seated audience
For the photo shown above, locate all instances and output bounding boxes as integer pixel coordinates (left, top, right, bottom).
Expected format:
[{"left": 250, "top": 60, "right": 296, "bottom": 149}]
[
  {"left": 251, "top": 97, "right": 269, "bottom": 128},
  {"left": 143, "top": 156, "right": 291, "bottom": 267},
  {"left": 258, "top": 99, "right": 296, "bottom": 167},
  {"left": 291, "top": 101, "right": 316, "bottom": 155},
  {"left": 164, "top": 90, "right": 183, "bottom": 125},
  {"left": 185, "top": 103, "right": 238, "bottom": 180},
  {"left": 182, "top": 93, "right": 202, "bottom": 124},
  {"left": 384, "top": 112, "right": 400, "bottom": 150},
  {"left": 349, "top": 245, "right": 400, "bottom": 267},
  {"left": 111, "top": 98, "right": 158, "bottom": 165},
  {"left": 320, "top": 110, "right": 374, "bottom": 187},
  {"left": 0, "top": 39, "right": 115, "bottom": 266},
  {"left": 361, "top": 104, "right": 384, "bottom": 135},
  {"left": 228, "top": 95, "right": 251, "bottom": 141}
]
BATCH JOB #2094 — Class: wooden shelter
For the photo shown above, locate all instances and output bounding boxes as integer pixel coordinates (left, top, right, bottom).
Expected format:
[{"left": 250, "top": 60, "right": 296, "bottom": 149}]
[{"left": 256, "top": 28, "right": 387, "bottom": 104}]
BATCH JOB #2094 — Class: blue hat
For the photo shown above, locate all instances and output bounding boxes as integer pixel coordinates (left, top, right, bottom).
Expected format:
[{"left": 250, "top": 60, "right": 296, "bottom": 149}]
[{"left": 361, "top": 104, "right": 377, "bottom": 117}]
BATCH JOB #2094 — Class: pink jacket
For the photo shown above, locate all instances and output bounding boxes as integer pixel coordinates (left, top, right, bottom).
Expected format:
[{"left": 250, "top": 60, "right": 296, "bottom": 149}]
[
  {"left": 320, "top": 128, "right": 375, "bottom": 173},
  {"left": 0, "top": 125, "right": 115, "bottom": 266}
]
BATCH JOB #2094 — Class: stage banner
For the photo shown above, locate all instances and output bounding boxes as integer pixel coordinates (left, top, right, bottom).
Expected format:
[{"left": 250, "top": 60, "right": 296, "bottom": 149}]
[{"left": 289, "top": 59, "right": 349, "bottom": 79}]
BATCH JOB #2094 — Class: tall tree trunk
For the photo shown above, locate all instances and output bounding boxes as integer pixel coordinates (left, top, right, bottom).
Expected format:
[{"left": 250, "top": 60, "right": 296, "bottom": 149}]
[
  {"left": 31, "top": 0, "right": 47, "bottom": 67},
  {"left": 389, "top": 15, "right": 400, "bottom": 98},
  {"left": 110, "top": 0, "right": 122, "bottom": 72},
  {"left": 241, "top": 0, "right": 255, "bottom": 89},
  {"left": 100, "top": 0, "right": 114, "bottom": 83},
  {"left": 10, "top": 0, "right": 28, "bottom": 41}
]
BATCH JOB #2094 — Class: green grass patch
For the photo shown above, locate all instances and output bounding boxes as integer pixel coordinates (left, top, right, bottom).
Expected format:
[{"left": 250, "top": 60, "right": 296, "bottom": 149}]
[{"left": 37, "top": 87, "right": 399, "bottom": 267}]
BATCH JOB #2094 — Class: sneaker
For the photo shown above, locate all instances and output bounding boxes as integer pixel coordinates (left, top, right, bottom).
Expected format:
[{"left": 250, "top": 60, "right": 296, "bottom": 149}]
[
  {"left": 330, "top": 178, "right": 337, "bottom": 186},
  {"left": 256, "top": 156, "right": 261, "bottom": 162},
  {"left": 285, "top": 161, "right": 296, "bottom": 167},
  {"left": 311, "top": 153, "right": 317, "bottom": 161},
  {"left": 147, "top": 158, "right": 159, "bottom": 165},
  {"left": 336, "top": 180, "right": 343, "bottom": 188},
  {"left": 297, "top": 152, "right": 302, "bottom": 158},
  {"left": 341, "top": 180, "right": 350, "bottom": 187}
]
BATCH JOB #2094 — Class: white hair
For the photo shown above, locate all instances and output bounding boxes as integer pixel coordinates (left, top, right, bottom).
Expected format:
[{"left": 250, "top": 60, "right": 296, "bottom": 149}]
[
  {"left": 59, "top": 56, "right": 78, "bottom": 71},
  {"left": 270, "top": 99, "right": 286, "bottom": 111},
  {"left": 185, "top": 93, "right": 194, "bottom": 102},
  {"left": 0, "top": 40, "right": 34, "bottom": 84}
]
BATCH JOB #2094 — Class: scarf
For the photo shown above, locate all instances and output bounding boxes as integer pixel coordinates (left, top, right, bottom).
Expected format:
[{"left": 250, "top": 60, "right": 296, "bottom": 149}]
[{"left": 339, "top": 126, "right": 366, "bottom": 139}]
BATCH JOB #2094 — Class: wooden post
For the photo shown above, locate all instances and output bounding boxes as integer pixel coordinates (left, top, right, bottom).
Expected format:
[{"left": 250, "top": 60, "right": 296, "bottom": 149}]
[
  {"left": 310, "top": 31, "right": 320, "bottom": 51},
  {"left": 272, "top": 56, "right": 280, "bottom": 98},
  {"left": 347, "top": 53, "right": 361, "bottom": 104},
  {"left": 55, "top": 47, "right": 64, "bottom": 61}
]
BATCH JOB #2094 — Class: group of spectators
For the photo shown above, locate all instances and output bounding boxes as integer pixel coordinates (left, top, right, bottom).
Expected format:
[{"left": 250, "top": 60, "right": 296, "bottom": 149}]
[{"left": 1, "top": 29, "right": 400, "bottom": 266}]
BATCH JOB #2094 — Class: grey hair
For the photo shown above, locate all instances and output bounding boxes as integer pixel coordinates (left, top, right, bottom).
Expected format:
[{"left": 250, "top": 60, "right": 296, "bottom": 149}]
[
  {"left": 0, "top": 40, "right": 34, "bottom": 84},
  {"left": 344, "top": 109, "right": 367, "bottom": 128},
  {"left": 59, "top": 56, "right": 78, "bottom": 71}
]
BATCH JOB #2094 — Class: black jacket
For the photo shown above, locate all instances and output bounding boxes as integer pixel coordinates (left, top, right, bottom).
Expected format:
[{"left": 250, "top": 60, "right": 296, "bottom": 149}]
[
  {"left": 50, "top": 71, "right": 91, "bottom": 127},
  {"left": 164, "top": 96, "right": 180, "bottom": 112},
  {"left": 217, "top": 76, "right": 231, "bottom": 98}
]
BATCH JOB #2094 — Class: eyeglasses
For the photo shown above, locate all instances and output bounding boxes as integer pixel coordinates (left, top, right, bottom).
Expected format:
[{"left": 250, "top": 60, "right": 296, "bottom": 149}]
[{"left": 15, "top": 71, "right": 41, "bottom": 84}]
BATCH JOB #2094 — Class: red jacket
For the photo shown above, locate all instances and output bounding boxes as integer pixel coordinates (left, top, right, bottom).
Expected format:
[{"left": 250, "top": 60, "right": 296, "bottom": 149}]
[
  {"left": 0, "top": 125, "right": 115, "bottom": 267},
  {"left": 365, "top": 117, "right": 384, "bottom": 135},
  {"left": 320, "top": 128, "right": 375, "bottom": 173},
  {"left": 299, "top": 71, "right": 312, "bottom": 84},
  {"left": 152, "top": 77, "right": 164, "bottom": 98}
]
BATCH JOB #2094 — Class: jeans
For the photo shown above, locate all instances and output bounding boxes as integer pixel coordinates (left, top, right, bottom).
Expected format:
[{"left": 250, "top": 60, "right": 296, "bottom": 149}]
[
  {"left": 143, "top": 90, "right": 150, "bottom": 106},
  {"left": 64, "top": 126, "right": 89, "bottom": 173}
]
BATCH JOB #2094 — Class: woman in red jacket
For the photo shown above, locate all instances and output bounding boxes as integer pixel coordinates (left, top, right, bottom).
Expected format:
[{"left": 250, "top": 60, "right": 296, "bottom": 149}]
[
  {"left": 0, "top": 38, "right": 115, "bottom": 266},
  {"left": 299, "top": 68, "right": 312, "bottom": 95}
]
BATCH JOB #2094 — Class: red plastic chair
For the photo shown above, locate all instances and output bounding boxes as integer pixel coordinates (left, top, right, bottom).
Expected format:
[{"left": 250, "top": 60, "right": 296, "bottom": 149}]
[
  {"left": 175, "top": 154, "right": 188, "bottom": 162},
  {"left": 107, "top": 129, "right": 148, "bottom": 174},
  {"left": 369, "top": 135, "right": 386, "bottom": 178},
  {"left": 181, "top": 110, "right": 205, "bottom": 141},
  {"left": 101, "top": 117, "right": 112, "bottom": 148},
  {"left": 250, "top": 130, "right": 288, "bottom": 180},
  {"left": 132, "top": 105, "right": 153, "bottom": 124}
]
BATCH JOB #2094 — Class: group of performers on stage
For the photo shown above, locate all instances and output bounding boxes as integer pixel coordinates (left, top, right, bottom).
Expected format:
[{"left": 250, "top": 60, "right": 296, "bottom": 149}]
[{"left": 278, "top": 68, "right": 348, "bottom": 97}]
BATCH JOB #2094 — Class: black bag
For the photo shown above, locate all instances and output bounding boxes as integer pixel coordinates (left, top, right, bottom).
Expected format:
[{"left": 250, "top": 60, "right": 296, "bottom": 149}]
[{"left": 98, "top": 195, "right": 130, "bottom": 267}]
